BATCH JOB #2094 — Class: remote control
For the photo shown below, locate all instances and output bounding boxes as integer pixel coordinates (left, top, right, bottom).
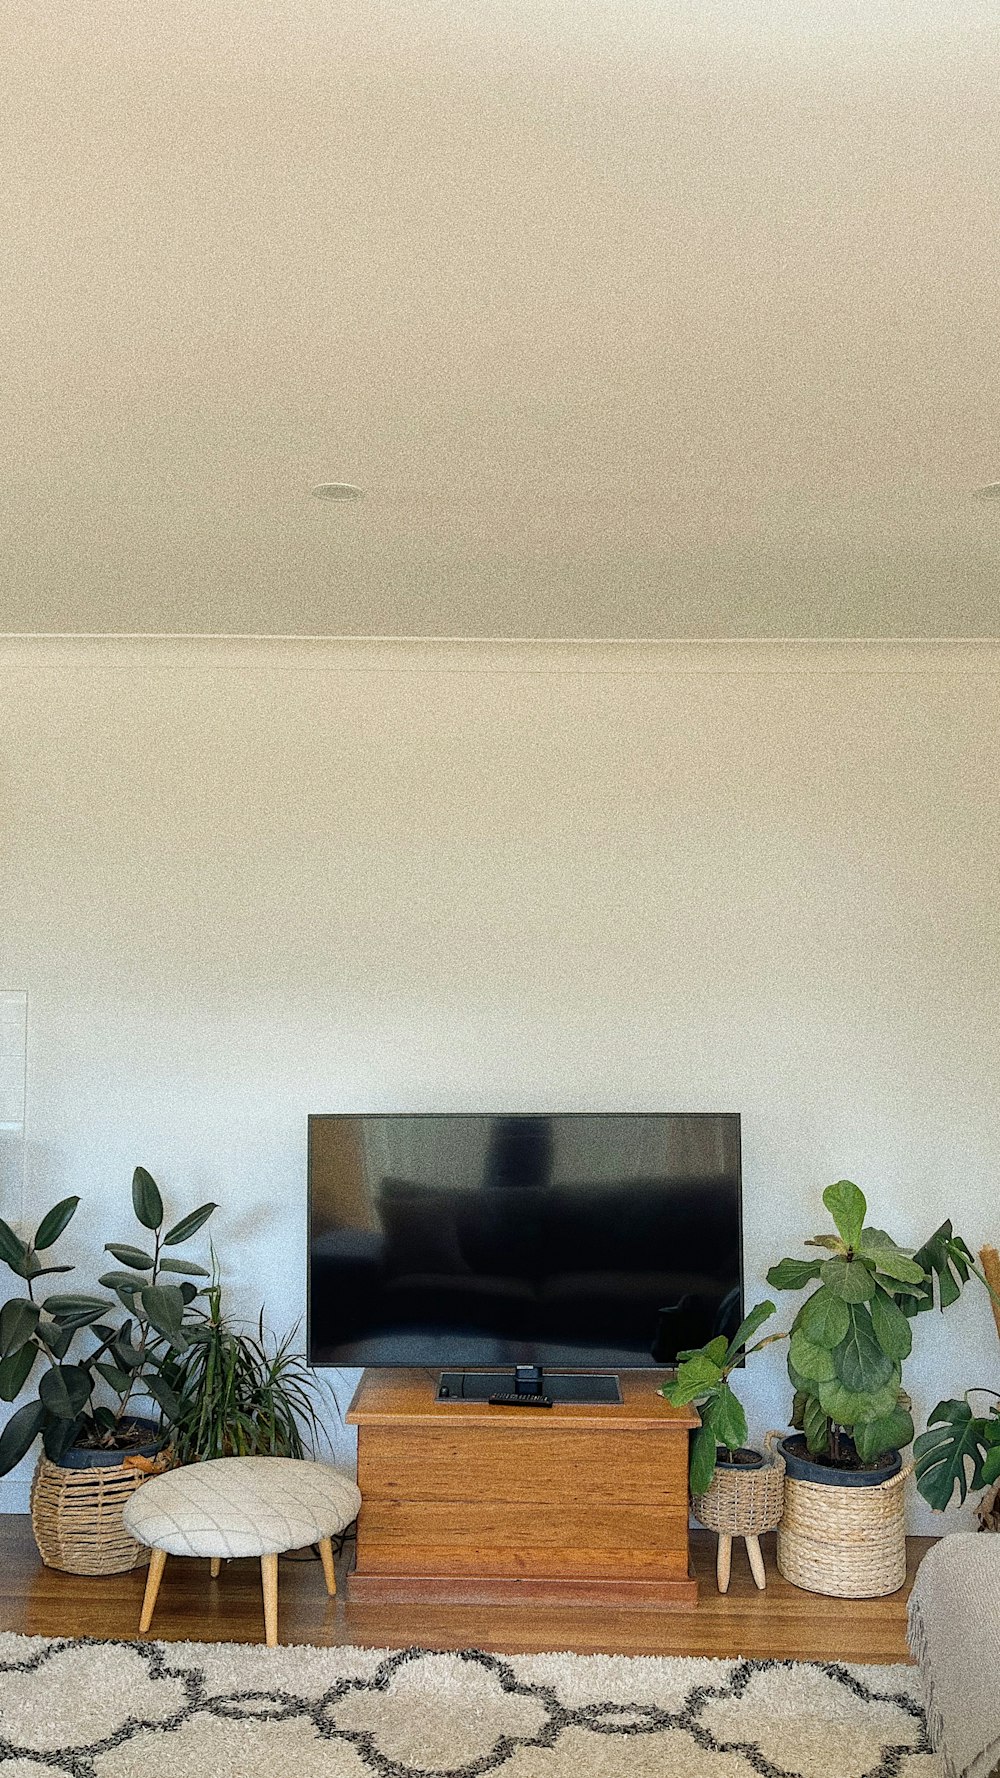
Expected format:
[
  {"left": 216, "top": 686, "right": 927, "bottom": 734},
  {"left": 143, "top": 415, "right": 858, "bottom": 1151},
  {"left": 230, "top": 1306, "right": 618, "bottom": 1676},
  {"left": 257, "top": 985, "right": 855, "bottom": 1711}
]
[{"left": 488, "top": 1392, "right": 553, "bottom": 1408}]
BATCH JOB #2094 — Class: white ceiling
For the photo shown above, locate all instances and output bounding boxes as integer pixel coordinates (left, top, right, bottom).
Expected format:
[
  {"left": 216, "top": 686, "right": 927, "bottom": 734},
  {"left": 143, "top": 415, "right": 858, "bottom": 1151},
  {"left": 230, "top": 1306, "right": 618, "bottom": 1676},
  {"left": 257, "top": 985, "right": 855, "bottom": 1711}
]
[{"left": 3, "top": 0, "right": 1000, "bottom": 637}]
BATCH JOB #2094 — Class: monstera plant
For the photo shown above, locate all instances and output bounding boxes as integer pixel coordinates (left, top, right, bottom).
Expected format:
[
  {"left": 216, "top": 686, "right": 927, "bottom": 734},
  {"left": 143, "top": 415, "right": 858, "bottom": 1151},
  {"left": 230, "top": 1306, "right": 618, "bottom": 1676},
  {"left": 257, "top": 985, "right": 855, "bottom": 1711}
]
[
  {"left": 766, "top": 1181, "right": 972, "bottom": 1471},
  {"left": 0, "top": 1167, "right": 215, "bottom": 1476},
  {"left": 914, "top": 1243, "right": 1000, "bottom": 1520}
]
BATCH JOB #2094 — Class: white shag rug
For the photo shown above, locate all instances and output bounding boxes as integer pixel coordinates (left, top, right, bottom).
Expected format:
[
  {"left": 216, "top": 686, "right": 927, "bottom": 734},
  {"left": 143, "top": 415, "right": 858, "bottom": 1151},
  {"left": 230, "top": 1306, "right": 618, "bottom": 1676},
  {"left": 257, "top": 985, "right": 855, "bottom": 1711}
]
[{"left": 0, "top": 1632, "right": 938, "bottom": 1778}]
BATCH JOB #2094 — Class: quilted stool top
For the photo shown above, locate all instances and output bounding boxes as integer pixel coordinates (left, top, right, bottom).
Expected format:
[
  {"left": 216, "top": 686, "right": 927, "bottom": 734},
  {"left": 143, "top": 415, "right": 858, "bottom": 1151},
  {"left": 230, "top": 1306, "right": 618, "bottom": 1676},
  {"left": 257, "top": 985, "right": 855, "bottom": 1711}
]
[{"left": 122, "top": 1455, "right": 362, "bottom": 1559}]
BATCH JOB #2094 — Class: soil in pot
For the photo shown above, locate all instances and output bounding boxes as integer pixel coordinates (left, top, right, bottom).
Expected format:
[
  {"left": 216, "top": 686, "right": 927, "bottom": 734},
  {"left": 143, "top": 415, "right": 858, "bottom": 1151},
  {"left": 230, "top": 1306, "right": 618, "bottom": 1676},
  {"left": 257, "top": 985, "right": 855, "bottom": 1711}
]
[{"left": 715, "top": 1447, "right": 766, "bottom": 1470}]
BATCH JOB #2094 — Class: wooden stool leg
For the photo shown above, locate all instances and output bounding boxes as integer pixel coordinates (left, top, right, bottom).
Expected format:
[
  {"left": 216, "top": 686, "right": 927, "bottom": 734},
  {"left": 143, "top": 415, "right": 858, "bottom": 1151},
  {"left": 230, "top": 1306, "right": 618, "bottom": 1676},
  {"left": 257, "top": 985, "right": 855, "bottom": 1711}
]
[
  {"left": 317, "top": 1537, "right": 337, "bottom": 1597},
  {"left": 210, "top": 1557, "right": 221, "bottom": 1579},
  {"left": 745, "top": 1534, "right": 767, "bottom": 1590},
  {"left": 261, "top": 1553, "right": 279, "bottom": 1647},
  {"left": 716, "top": 1533, "right": 732, "bottom": 1593},
  {"left": 139, "top": 1548, "right": 168, "bottom": 1633}
]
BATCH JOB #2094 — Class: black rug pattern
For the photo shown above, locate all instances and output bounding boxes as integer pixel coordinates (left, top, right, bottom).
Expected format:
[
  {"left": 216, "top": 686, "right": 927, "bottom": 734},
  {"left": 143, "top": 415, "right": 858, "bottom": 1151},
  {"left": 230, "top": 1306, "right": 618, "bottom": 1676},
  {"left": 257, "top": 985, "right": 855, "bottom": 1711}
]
[{"left": 0, "top": 1637, "right": 933, "bottom": 1778}]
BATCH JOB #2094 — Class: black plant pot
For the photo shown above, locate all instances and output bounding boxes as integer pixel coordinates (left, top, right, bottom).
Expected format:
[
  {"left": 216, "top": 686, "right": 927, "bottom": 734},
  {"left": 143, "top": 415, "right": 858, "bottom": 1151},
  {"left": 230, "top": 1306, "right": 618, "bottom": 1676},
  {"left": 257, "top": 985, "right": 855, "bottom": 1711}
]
[
  {"left": 59, "top": 1416, "right": 163, "bottom": 1471},
  {"left": 778, "top": 1433, "right": 902, "bottom": 1488}
]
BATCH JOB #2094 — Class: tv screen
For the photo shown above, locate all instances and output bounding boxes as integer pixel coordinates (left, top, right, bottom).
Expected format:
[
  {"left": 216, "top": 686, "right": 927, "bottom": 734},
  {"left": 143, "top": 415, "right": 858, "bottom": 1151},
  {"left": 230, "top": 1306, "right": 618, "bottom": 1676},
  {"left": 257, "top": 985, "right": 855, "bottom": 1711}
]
[{"left": 308, "top": 1112, "right": 742, "bottom": 1369}]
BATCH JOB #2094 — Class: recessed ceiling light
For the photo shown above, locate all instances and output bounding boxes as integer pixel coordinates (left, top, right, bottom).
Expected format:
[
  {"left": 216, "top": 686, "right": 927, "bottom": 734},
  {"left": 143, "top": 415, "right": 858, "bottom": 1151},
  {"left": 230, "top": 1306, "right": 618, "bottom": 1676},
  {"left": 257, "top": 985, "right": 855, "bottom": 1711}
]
[
  {"left": 311, "top": 482, "right": 364, "bottom": 501},
  {"left": 972, "top": 482, "right": 1000, "bottom": 499}
]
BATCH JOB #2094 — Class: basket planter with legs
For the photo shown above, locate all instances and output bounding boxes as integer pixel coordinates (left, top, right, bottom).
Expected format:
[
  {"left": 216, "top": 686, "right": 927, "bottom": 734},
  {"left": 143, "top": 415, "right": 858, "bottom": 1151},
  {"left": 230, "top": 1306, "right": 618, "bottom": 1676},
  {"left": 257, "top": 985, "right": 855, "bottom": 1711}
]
[{"left": 692, "top": 1440, "right": 785, "bottom": 1592}]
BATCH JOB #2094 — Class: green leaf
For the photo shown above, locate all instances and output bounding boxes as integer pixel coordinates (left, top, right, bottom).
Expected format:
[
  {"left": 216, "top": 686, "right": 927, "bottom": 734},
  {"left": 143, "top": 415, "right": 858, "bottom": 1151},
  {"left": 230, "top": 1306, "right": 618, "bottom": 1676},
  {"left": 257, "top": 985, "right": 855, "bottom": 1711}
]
[
  {"left": 98, "top": 1271, "right": 144, "bottom": 1294},
  {"left": 0, "top": 1221, "right": 30, "bottom": 1280},
  {"left": 41, "top": 1294, "right": 112, "bottom": 1329},
  {"left": 0, "top": 1398, "right": 46, "bottom": 1475},
  {"left": 914, "top": 1402, "right": 989, "bottom": 1510},
  {"left": 789, "top": 1330, "right": 836, "bottom": 1383},
  {"left": 983, "top": 1446, "right": 1000, "bottom": 1487},
  {"left": 818, "top": 1374, "right": 900, "bottom": 1429},
  {"left": 833, "top": 1304, "right": 894, "bottom": 1394},
  {"left": 766, "top": 1257, "right": 824, "bottom": 1292},
  {"left": 131, "top": 1167, "right": 164, "bottom": 1232},
  {"left": 856, "top": 1228, "right": 926, "bottom": 1284},
  {"left": 144, "top": 1373, "right": 181, "bottom": 1419},
  {"left": 724, "top": 1300, "right": 775, "bottom": 1362},
  {"left": 869, "top": 1289, "right": 913, "bottom": 1360},
  {"left": 822, "top": 1180, "right": 866, "bottom": 1250},
  {"left": 0, "top": 1298, "right": 40, "bottom": 1357},
  {"left": 904, "top": 1221, "right": 974, "bottom": 1318},
  {"left": 113, "top": 1333, "right": 145, "bottom": 1372},
  {"left": 139, "top": 1284, "right": 186, "bottom": 1341},
  {"left": 798, "top": 1286, "right": 850, "bottom": 1350},
  {"left": 854, "top": 1406, "right": 914, "bottom": 1463},
  {"left": 94, "top": 1361, "right": 132, "bottom": 1394},
  {"left": 663, "top": 1352, "right": 725, "bottom": 1404},
  {"left": 38, "top": 1363, "right": 92, "bottom": 1419},
  {"left": 805, "top": 1234, "right": 846, "bottom": 1252},
  {"left": 33, "top": 1197, "right": 80, "bottom": 1252},
  {"left": 42, "top": 1415, "right": 83, "bottom": 1463},
  {"left": 104, "top": 1244, "right": 155, "bottom": 1270},
  {"left": 35, "top": 1320, "right": 73, "bottom": 1360},
  {"left": 0, "top": 1343, "right": 37, "bottom": 1401},
  {"left": 701, "top": 1381, "right": 747, "bottom": 1450},
  {"left": 91, "top": 1406, "right": 119, "bottom": 1434},
  {"left": 803, "top": 1391, "right": 831, "bottom": 1455},
  {"left": 157, "top": 1257, "right": 210, "bottom": 1277},
  {"left": 162, "top": 1202, "right": 217, "bottom": 1247},
  {"left": 822, "top": 1256, "right": 876, "bottom": 1303},
  {"left": 689, "top": 1421, "right": 719, "bottom": 1495}
]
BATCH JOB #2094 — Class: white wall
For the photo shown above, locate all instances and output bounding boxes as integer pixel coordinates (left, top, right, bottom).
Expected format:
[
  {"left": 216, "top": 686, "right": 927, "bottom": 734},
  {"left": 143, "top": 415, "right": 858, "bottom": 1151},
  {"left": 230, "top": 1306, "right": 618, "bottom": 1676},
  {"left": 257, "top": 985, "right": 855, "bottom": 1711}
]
[{"left": 2, "top": 636, "right": 998, "bottom": 1530}]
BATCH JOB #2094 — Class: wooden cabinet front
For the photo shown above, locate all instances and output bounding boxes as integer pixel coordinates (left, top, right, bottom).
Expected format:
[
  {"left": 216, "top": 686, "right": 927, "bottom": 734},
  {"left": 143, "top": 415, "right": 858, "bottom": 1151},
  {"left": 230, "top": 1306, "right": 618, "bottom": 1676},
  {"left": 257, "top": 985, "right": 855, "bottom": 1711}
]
[{"left": 347, "top": 1370, "right": 698, "bottom": 1607}]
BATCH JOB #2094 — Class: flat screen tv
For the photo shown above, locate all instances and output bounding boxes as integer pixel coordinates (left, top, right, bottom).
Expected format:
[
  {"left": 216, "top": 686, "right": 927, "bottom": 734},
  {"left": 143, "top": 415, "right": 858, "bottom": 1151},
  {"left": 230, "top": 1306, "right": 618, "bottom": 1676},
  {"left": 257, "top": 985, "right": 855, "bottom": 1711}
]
[{"left": 308, "top": 1112, "right": 742, "bottom": 1379}]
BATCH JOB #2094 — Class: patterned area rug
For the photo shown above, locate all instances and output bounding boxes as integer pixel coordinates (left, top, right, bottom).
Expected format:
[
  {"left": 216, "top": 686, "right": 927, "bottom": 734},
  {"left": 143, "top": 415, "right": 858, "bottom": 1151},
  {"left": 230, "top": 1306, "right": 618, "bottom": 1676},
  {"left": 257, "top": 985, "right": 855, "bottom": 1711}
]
[{"left": 0, "top": 1632, "right": 938, "bottom": 1778}]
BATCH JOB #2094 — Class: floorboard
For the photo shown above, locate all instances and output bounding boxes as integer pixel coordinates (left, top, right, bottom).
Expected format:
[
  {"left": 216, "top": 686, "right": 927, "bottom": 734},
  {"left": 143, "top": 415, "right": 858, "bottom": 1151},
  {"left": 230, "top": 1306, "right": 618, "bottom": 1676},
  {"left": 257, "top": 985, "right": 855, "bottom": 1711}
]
[{"left": 0, "top": 1516, "right": 930, "bottom": 1663}]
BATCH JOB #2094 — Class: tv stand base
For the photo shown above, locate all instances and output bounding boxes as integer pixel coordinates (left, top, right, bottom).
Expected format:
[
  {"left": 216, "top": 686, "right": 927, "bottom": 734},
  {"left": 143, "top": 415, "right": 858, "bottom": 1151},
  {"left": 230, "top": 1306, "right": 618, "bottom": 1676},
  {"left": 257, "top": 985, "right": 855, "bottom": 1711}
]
[{"left": 346, "top": 1368, "right": 699, "bottom": 1610}]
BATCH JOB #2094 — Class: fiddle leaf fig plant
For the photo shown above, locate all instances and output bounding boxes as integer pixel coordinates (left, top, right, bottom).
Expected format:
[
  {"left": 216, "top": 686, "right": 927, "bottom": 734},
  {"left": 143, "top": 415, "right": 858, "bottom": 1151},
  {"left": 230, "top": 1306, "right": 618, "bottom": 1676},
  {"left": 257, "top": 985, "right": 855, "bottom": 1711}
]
[
  {"left": 767, "top": 1180, "right": 972, "bottom": 1467},
  {"left": 0, "top": 1168, "right": 216, "bottom": 1476},
  {"left": 660, "top": 1299, "right": 785, "bottom": 1494}
]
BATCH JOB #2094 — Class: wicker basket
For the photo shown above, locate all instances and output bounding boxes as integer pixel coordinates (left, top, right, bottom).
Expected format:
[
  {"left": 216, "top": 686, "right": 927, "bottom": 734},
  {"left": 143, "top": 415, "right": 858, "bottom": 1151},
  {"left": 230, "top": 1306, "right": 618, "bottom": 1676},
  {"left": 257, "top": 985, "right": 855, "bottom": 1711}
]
[
  {"left": 775, "top": 1456, "right": 912, "bottom": 1599},
  {"left": 692, "top": 1444, "right": 785, "bottom": 1536},
  {"left": 30, "top": 1455, "right": 154, "bottom": 1576}
]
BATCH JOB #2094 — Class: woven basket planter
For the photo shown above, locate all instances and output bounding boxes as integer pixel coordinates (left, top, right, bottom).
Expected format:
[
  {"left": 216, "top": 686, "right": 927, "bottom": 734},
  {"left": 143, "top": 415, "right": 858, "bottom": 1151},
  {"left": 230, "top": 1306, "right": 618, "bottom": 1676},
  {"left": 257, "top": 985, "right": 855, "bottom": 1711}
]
[
  {"left": 775, "top": 1457, "right": 911, "bottom": 1599},
  {"left": 692, "top": 1445, "right": 785, "bottom": 1537},
  {"left": 29, "top": 1423, "right": 167, "bottom": 1577}
]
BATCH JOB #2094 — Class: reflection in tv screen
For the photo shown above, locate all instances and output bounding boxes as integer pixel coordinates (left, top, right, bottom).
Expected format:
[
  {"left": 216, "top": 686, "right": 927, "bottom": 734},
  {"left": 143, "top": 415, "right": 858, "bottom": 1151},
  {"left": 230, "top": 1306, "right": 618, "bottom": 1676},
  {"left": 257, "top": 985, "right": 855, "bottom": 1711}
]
[{"left": 308, "top": 1112, "right": 742, "bottom": 1369}]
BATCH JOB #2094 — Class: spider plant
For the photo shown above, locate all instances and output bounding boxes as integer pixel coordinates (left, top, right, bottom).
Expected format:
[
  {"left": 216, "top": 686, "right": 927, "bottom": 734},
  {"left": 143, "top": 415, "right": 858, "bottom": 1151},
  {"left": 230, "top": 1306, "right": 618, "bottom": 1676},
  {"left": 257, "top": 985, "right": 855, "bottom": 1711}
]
[{"left": 159, "top": 1281, "right": 322, "bottom": 1463}]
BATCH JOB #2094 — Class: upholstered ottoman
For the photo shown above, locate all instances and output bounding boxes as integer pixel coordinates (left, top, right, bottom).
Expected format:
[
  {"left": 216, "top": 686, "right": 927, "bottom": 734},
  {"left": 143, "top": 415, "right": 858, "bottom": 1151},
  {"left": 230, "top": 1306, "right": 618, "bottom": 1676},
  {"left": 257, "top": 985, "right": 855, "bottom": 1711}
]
[
  {"left": 123, "top": 1456, "right": 362, "bottom": 1646},
  {"left": 908, "top": 1533, "right": 1000, "bottom": 1778}
]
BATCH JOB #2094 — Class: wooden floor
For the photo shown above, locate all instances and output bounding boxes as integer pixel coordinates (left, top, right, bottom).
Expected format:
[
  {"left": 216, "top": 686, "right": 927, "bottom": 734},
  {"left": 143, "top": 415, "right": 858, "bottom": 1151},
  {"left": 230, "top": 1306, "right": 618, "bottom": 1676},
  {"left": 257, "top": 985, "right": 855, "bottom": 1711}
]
[{"left": 0, "top": 1516, "right": 929, "bottom": 1663}]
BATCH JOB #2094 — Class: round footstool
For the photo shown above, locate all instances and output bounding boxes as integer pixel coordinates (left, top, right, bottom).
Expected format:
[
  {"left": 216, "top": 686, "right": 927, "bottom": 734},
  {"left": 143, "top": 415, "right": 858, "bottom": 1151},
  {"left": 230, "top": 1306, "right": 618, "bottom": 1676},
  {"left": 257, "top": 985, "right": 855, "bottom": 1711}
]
[{"left": 122, "top": 1456, "right": 362, "bottom": 1646}]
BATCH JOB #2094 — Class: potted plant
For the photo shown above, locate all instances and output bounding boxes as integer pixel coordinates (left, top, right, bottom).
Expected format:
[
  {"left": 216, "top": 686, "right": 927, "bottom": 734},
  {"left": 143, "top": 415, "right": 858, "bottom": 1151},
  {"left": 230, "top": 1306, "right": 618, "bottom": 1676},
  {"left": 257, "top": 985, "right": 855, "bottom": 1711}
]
[
  {"left": 659, "top": 1300, "right": 788, "bottom": 1591},
  {"left": 158, "top": 1278, "right": 323, "bottom": 1463},
  {"left": 765, "top": 1180, "right": 973, "bottom": 1598},
  {"left": 0, "top": 1167, "right": 215, "bottom": 1573},
  {"left": 914, "top": 1243, "right": 1000, "bottom": 1528}
]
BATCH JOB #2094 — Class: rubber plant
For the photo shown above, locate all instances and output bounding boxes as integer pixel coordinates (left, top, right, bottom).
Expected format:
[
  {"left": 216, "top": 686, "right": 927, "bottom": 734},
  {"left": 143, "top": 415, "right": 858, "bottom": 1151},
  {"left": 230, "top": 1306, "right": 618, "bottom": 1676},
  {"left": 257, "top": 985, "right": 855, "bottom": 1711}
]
[
  {"left": 766, "top": 1181, "right": 974, "bottom": 1468},
  {"left": 659, "top": 1299, "right": 785, "bottom": 1493},
  {"left": 0, "top": 1167, "right": 215, "bottom": 1475}
]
